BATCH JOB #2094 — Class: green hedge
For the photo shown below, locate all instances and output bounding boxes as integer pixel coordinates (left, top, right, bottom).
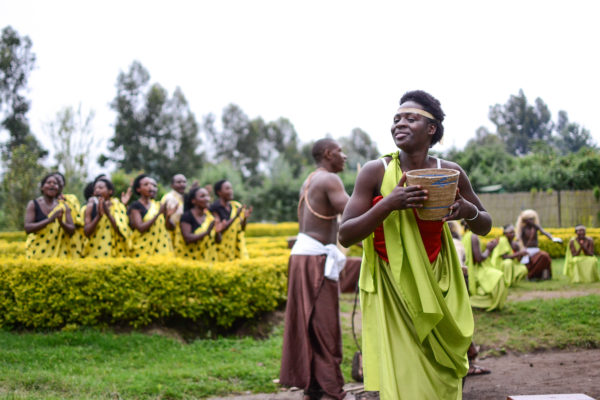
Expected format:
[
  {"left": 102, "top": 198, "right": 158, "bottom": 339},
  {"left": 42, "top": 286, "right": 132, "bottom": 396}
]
[
  {"left": 0, "top": 231, "right": 26, "bottom": 242},
  {"left": 245, "top": 222, "right": 298, "bottom": 237},
  {"left": 0, "top": 256, "right": 289, "bottom": 330}
]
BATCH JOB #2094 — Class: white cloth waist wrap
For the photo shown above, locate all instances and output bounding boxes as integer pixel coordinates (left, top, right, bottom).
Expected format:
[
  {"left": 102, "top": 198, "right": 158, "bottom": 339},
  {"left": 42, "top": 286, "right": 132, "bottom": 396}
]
[
  {"left": 521, "top": 247, "right": 540, "bottom": 265},
  {"left": 291, "top": 233, "right": 346, "bottom": 281}
]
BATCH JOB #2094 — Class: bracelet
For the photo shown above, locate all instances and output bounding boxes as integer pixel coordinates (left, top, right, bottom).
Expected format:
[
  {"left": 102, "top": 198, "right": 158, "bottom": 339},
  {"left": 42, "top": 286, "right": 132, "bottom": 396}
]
[{"left": 465, "top": 208, "right": 479, "bottom": 222}]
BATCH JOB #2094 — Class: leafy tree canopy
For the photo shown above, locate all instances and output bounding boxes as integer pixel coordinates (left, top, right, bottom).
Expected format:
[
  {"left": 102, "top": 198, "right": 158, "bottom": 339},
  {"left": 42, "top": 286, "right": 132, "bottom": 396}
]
[{"left": 101, "top": 61, "right": 203, "bottom": 184}]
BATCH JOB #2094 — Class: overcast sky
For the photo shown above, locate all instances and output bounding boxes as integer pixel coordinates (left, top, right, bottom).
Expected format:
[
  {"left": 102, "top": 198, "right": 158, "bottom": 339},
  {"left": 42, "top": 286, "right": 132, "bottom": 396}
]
[{"left": 2, "top": 0, "right": 599, "bottom": 171}]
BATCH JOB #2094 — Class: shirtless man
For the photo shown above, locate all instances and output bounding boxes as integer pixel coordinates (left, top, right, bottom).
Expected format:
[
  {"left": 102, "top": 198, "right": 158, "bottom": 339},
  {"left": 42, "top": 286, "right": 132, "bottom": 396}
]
[{"left": 279, "top": 138, "right": 349, "bottom": 400}]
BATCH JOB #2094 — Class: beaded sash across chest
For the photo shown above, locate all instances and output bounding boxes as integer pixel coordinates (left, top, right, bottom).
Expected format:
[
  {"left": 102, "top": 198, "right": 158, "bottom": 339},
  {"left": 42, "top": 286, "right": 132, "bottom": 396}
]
[{"left": 297, "top": 169, "right": 337, "bottom": 220}]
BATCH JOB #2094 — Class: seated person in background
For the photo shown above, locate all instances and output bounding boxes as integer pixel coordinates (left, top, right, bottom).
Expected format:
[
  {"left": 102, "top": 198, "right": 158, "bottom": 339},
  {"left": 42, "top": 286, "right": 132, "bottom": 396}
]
[
  {"left": 82, "top": 178, "right": 130, "bottom": 258},
  {"left": 24, "top": 174, "right": 75, "bottom": 258},
  {"left": 516, "top": 209, "right": 555, "bottom": 280},
  {"left": 209, "top": 180, "right": 251, "bottom": 261},
  {"left": 177, "top": 186, "right": 222, "bottom": 262},
  {"left": 462, "top": 225, "right": 507, "bottom": 312},
  {"left": 490, "top": 224, "right": 529, "bottom": 287},
  {"left": 564, "top": 225, "right": 600, "bottom": 283},
  {"left": 448, "top": 221, "right": 491, "bottom": 376},
  {"left": 127, "top": 174, "right": 175, "bottom": 257}
]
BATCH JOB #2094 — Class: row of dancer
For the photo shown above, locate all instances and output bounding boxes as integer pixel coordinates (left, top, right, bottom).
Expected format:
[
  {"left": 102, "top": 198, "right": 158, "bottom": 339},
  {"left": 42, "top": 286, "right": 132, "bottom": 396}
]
[
  {"left": 457, "top": 209, "right": 598, "bottom": 313},
  {"left": 24, "top": 172, "right": 251, "bottom": 261}
]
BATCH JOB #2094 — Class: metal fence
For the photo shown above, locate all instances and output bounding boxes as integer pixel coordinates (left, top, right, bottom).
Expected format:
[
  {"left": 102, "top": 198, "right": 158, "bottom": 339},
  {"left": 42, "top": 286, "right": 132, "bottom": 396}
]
[{"left": 479, "top": 190, "right": 600, "bottom": 228}]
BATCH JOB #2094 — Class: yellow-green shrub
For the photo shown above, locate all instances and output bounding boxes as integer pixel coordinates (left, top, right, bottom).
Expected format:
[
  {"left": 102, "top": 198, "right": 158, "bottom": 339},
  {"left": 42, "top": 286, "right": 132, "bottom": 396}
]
[
  {"left": 246, "top": 237, "right": 290, "bottom": 252},
  {"left": 0, "top": 232, "right": 26, "bottom": 242},
  {"left": 0, "top": 256, "right": 289, "bottom": 330},
  {"left": 245, "top": 222, "right": 298, "bottom": 237},
  {"left": 0, "top": 240, "right": 25, "bottom": 256},
  {"left": 247, "top": 248, "right": 291, "bottom": 259}
]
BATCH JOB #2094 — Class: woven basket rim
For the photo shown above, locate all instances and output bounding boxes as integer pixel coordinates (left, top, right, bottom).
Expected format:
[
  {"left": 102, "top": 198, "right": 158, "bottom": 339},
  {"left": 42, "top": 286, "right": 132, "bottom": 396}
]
[{"left": 405, "top": 168, "right": 459, "bottom": 178}]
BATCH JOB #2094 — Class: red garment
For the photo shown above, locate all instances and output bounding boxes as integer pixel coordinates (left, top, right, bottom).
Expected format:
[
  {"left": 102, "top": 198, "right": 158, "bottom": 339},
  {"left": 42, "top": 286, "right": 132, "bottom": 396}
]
[{"left": 372, "top": 196, "right": 443, "bottom": 263}]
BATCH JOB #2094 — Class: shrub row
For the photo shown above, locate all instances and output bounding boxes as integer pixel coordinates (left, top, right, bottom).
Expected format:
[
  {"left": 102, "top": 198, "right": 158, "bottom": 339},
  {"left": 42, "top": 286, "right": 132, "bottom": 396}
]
[
  {"left": 0, "top": 237, "right": 291, "bottom": 258},
  {"left": 245, "top": 222, "right": 298, "bottom": 237},
  {"left": 0, "top": 240, "right": 24, "bottom": 256},
  {"left": 0, "top": 231, "right": 26, "bottom": 242},
  {"left": 0, "top": 256, "right": 289, "bottom": 330}
]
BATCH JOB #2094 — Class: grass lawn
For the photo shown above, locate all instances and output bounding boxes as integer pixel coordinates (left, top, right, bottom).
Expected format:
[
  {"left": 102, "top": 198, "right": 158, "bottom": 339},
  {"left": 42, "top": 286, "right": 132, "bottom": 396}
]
[{"left": 1, "top": 258, "right": 599, "bottom": 399}]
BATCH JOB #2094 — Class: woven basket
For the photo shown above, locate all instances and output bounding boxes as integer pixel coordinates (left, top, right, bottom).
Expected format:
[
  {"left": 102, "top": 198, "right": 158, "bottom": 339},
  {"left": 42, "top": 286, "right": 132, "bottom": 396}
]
[{"left": 405, "top": 168, "right": 459, "bottom": 221}]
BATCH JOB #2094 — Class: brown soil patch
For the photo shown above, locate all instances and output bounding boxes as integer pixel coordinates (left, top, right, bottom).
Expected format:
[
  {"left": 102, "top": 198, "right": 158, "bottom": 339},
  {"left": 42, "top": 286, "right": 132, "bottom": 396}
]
[
  {"left": 208, "top": 349, "right": 600, "bottom": 400},
  {"left": 464, "top": 349, "right": 600, "bottom": 399}
]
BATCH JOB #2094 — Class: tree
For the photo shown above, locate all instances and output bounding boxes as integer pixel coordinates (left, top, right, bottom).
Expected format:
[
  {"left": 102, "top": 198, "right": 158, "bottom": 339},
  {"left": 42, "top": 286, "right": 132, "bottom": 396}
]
[
  {"left": 262, "top": 117, "right": 304, "bottom": 178},
  {"left": 204, "top": 104, "right": 263, "bottom": 181},
  {"left": 45, "top": 104, "right": 96, "bottom": 194},
  {"left": 445, "top": 127, "right": 515, "bottom": 190},
  {"left": 489, "top": 90, "right": 553, "bottom": 156},
  {"left": 338, "top": 128, "right": 380, "bottom": 170},
  {"left": 204, "top": 104, "right": 304, "bottom": 184},
  {"left": 554, "top": 110, "right": 595, "bottom": 154},
  {"left": 0, "top": 140, "right": 46, "bottom": 229},
  {"left": 102, "top": 61, "right": 204, "bottom": 183},
  {"left": 160, "top": 87, "right": 204, "bottom": 181},
  {"left": 0, "top": 26, "right": 45, "bottom": 159}
]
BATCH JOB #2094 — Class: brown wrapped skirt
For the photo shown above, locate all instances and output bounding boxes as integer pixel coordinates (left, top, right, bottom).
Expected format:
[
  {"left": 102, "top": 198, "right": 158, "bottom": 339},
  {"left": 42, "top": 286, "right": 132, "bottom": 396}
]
[{"left": 280, "top": 254, "right": 345, "bottom": 399}]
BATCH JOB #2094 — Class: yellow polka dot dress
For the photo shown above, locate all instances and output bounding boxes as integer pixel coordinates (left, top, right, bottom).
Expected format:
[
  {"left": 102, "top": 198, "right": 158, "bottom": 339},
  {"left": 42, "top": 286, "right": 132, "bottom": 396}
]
[
  {"left": 175, "top": 210, "right": 218, "bottom": 262},
  {"left": 26, "top": 202, "right": 70, "bottom": 259},
  {"left": 61, "top": 194, "right": 84, "bottom": 258},
  {"left": 128, "top": 199, "right": 173, "bottom": 258},
  {"left": 82, "top": 198, "right": 131, "bottom": 258},
  {"left": 215, "top": 201, "right": 249, "bottom": 262}
]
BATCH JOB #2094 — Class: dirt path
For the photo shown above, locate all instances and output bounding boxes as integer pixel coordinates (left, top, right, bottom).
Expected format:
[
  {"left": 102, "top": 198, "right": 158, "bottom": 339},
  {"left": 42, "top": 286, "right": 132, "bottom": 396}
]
[
  {"left": 208, "top": 349, "right": 600, "bottom": 400},
  {"left": 463, "top": 349, "right": 600, "bottom": 400}
]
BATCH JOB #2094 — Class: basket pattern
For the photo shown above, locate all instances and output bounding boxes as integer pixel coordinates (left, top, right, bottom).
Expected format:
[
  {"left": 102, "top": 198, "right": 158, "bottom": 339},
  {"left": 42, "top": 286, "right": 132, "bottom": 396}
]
[{"left": 405, "top": 168, "right": 459, "bottom": 220}]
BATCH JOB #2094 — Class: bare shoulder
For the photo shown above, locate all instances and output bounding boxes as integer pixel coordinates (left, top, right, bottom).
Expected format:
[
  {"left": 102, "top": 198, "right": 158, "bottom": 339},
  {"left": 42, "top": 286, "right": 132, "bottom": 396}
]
[
  {"left": 353, "top": 158, "right": 387, "bottom": 195},
  {"left": 359, "top": 159, "right": 386, "bottom": 180},
  {"left": 438, "top": 158, "right": 466, "bottom": 174}
]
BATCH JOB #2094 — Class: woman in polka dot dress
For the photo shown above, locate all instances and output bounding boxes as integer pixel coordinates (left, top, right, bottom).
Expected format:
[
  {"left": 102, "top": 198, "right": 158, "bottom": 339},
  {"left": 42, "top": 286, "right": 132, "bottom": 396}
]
[
  {"left": 127, "top": 174, "right": 176, "bottom": 257},
  {"left": 209, "top": 180, "right": 251, "bottom": 262},
  {"left": 82, "top": 178, "right": 131, "bottom": 258},
  {"left": 24, "top": 173, "right": 75, "bottom": 259},
  {"left": 176, "top": 186, "right": 222, "bottom": 262}
]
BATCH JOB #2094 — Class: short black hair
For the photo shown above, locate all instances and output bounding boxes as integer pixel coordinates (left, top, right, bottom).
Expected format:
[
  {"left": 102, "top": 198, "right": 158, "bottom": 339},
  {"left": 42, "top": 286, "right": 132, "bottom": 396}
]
[
  {"left": 213, "top": 179, "right": 227, "bottom": 195},
  {"left": 132, "top": 174, "right": 150, "bottom": 195},
  {"left": 503, "top": 224, "right": 514, "bottom": 232},
  {"left": 40, "top": 173, "right": 58, "bottom": 189},
  {"left": 95, "top": 178, "right": 114, "bottom": 193},
  {"left": 52, "top": 171, "right": 66, "bottom": 187},
  {"left": 171, "top": 174, "right": 186, "bottom": 184},
  {"left": 399, "top": 90, "right": 445, "bottom": 147},
  {"left": 83, "top": 181, "right": 95, "bottom": 201},
  {"left": 184, "top": 186, "right": 201, "bottom": 212},
  {"left": 312, "top": 138, "right": 337, "bottom": 163},
  {"left": 84, "top": 174, "right": 109, "bottom": 200}
]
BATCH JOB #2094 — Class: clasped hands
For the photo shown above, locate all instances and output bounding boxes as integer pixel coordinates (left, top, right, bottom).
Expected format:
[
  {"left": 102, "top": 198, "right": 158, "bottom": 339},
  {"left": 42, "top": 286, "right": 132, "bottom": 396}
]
[{"left": 384, "top": 172, "right": 478, "bottom": 222}]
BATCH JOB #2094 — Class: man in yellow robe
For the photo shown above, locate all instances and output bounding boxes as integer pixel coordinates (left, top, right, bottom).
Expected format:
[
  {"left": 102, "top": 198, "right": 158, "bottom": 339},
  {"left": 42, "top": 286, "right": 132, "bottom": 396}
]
[
  {"left": 462, "top": 230, "right": 507, "bottom": 311},
  {"left": 490, "top": 224, "right": 528, "bottom": 287},
  {"left": 564, "top": 225, "right": 600, "bottom": 283},
  {"left": 161, "top": 174, "right": 187, "bottom": 252}
]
